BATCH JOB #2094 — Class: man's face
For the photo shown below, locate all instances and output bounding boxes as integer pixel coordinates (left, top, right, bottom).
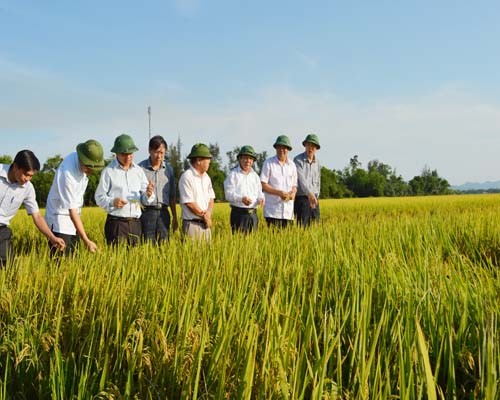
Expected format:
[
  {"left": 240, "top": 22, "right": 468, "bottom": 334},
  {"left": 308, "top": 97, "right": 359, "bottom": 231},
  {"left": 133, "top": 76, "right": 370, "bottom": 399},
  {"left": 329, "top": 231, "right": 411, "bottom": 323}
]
[
  {"left": 239, "top": 155, "right": 254, "bottom": 172},
  {"left": 116, "top": 153, "right": 133, "bottom": 169},
  {"left": 275, "top": 145, "right": 289, "bottom": 161},
  {"left": 81, "top": 165, "right": 94, "bottom": 176},
  {"left": 305, "top": 142, "right": 318, "bottom": 159},
  {"left": 195, "top": 157, "right": 211, "bottom": 173},
  {"left": 149, "top": 144, "right": 166, "bottom": 165},
  {"left": 13, "top": 165, "right": 35, "bottom": 185}
]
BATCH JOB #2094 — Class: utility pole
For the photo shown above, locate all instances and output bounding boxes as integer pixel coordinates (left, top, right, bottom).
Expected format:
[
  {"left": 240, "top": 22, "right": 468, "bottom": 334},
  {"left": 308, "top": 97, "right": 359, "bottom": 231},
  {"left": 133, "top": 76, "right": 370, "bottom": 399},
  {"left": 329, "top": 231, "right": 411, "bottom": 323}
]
[{"left": 147, "top": 106, "right": 152, "bottom": 140}]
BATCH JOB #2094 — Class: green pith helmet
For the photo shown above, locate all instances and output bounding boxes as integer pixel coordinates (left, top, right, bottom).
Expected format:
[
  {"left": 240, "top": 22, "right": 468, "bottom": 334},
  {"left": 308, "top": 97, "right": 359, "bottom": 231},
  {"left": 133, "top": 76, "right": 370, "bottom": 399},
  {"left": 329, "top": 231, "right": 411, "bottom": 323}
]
[
  {"left": 302, "top": 133, "right": 320, "bottom": 149},
  {"left": 188, "top": 143, "right": 212, "bottom": 159},
  {"left": 111, "top": 134, "right": 139, "bottom": 154},
  {"left": 273, "top": 135, "right": 292, "bottom": 150},
  {"left": 76, "top": 139, "right": 105, "bottom": 171},
  {"left": 237, "top": 145, "right": 257, "bottom": 160}
]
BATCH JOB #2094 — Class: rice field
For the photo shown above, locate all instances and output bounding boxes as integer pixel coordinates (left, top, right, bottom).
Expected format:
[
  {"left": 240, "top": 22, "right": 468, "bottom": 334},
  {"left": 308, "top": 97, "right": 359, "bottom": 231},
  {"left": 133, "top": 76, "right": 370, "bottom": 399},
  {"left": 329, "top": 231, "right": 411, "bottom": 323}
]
[{"left": 1, "top": 194, "right": 499, "bottom": 399}]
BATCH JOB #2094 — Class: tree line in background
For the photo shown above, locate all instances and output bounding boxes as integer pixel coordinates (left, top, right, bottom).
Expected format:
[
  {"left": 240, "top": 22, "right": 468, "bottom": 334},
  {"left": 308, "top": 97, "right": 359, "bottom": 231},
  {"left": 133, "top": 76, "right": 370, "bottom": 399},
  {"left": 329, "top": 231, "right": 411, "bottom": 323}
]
[{"left": 0, "top": 140, "right": 456, "bottom": 207}]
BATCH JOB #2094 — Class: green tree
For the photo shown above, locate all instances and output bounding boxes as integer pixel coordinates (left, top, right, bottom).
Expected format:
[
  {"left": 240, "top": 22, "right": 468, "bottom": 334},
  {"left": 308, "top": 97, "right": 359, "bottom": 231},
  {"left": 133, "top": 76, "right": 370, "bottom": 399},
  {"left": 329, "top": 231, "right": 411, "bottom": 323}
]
[
  {"left": 207, "top": 143, "right": 226, "bottom": 202},
  {"left": 320, "top": 167, "right": 348, "bottom": 198},
  {"left": 42, "top": 155, "right": 63, "bottom": 172},
  {"left": 0, "top": 155, "right": 13, "bottom": 164},
  {"left": 409, "top": 166, "right": 450, "bottom": 195},
  {"left": 167, "top": 137, "right": 184, "bottom": 201}
]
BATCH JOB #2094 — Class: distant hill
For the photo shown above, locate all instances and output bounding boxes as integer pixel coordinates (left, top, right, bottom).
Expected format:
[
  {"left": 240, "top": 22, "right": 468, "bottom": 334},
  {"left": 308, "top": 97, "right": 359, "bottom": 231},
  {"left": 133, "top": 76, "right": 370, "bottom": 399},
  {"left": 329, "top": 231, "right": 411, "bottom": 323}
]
[{"left": 452, "top": 181, "right": 500, "bottom": 191}]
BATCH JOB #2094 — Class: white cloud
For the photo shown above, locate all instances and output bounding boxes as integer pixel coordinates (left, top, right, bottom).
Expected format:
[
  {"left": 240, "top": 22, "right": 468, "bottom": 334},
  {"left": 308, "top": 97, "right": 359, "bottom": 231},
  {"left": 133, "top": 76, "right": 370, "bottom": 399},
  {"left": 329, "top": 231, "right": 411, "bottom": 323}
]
[{"left": 1, "top": 61, "right": 499, "bottom": 185}]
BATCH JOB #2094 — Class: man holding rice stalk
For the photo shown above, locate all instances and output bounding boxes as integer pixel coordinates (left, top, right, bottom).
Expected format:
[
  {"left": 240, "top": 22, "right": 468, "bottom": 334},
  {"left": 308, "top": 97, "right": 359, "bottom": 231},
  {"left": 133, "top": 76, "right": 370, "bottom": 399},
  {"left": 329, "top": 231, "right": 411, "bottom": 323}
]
[
  {"left": 294, "top": 134, "right": 321, "bottom": 227},
  {"left": 95, "top": 134, "right": 155, "bottom": 246},
  {"left": 260, "top": 135, "right": 298, "bottom": 228},
  {"left": 224, "top": 145, "right": 264, "bottom": 233},
  {"left": 139, "top": 135, "right": 178, "bottom": 243},
  {"left": 45, "top": 139, "right": 105, "bottom": 256},
  {"left": 0, "top": 150, "right": 65, "bottom": 266},
  {"left": 179, "top": 143, "right": 215, "bottom": 241}
]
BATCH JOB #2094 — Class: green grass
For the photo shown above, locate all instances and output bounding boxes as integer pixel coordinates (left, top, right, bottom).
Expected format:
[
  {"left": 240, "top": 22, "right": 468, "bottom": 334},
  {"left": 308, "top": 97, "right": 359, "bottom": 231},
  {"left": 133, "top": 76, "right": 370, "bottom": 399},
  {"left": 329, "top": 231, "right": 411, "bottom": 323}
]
[{"left": 1, "top": 195, "right": 499, "bottom": 399}]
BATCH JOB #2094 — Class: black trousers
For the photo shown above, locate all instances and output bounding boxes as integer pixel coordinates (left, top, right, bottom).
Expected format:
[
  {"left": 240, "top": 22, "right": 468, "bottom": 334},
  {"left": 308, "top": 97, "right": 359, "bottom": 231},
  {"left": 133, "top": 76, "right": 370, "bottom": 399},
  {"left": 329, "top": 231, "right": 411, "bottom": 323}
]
[
  {"left": 105, "top": 215, "right": 142, "bottom": 246},
  {"left": 49, "top": 231, "right": 80, "bottom": 257},
  {"left": 0, "top": 225, "right": 12, "bottom": 267},
  {"left": 265, "top": 218, "right": 292, "bottom": 228},
  {"left": 140, "top": 206, "right": 171, "bottom": 243},
  {"left": 294, "top": 195, "right": 320, "bottom": 227},
  {"left": 230, "top": 207, "right": 258, "bottom": 234}
]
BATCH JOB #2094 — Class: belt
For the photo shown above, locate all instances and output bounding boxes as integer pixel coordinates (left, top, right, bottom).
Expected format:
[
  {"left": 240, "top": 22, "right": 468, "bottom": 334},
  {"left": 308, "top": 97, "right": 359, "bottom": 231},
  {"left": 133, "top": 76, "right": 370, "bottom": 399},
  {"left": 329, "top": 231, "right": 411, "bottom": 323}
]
[
  {"left": 107, "top": 215, "right": 139, "bottom": 222},
  {"left": 185, "top": 219, "right": 205, "bottom": 224},
  {"left": 230, "top": 206, "right": 256, "bottom": 214},
  {"left": 144, "top": 204, "right": 168, "bottom": 211}
]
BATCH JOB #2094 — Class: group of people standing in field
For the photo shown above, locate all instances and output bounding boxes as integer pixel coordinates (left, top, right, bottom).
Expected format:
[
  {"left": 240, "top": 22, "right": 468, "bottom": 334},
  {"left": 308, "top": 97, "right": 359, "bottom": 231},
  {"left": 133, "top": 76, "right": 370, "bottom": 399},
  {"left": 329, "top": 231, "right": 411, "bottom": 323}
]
[{"left": 0, "top": 132, "right": 321, "bottom": 266}]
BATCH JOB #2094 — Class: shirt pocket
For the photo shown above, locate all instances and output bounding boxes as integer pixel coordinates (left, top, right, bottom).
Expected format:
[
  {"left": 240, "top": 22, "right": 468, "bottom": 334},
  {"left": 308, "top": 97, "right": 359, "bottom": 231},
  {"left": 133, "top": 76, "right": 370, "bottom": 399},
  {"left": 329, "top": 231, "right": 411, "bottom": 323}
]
[{"left": 3, "top": 195, "right": 24, "bottom": 216}]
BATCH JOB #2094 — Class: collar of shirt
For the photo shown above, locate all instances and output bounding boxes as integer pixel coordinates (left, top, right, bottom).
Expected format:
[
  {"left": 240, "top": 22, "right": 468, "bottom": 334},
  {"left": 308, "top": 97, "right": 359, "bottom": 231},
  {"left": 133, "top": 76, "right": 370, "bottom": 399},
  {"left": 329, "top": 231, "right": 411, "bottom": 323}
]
[
  {"left": 270, "top": 155, "right": 294, "bottom": 166},
  {"left": 236, "top": 165, "right": 256, "bottom": 175},
  {"left": 109, "top": 158, "right": 141, "bottom": 172},
  {"left": 189, "top": 165, "right": 206, "bottom": 178},
  {"left": 139, "top": 157, "right": 166, "bottom": 171},
  {"left": 0, "top": 164, "right": 26, "bottom": 187},
  {"left": 297, "top": 152, "right": 316, "bottom": 164}
]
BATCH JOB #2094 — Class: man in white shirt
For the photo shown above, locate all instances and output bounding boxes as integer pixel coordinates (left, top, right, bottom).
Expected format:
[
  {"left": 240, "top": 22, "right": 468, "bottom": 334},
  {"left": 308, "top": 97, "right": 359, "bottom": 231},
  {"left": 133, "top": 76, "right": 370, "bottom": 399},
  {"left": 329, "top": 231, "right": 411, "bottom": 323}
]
[
  {"left": 260, "top": 135, "right": 298, "bottom": 228},
  {"left": 224, "top": 145, "right": 264, "bottom": 233},
  {"left": 178, "top": 143, "right": 215, "bottom": 241},
  {"left": 45, "top": 140, "right": 105, "bottom": 256},
  {"left": 95, "top": 134, "right": 155, "bottom": 246},
  {"left": 0, "top": 150, "right": 65, "bottom": 266}
]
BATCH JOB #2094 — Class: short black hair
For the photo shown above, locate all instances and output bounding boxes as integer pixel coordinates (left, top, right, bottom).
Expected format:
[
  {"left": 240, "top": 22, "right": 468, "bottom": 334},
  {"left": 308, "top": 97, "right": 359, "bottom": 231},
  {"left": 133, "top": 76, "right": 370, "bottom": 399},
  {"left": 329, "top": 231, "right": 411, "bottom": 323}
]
[
  {"left": 13, "top": 150, "right": 40, "bottom": 172},
  {"left": 149, "top": 135, "right": 168, "bottom": 151}
]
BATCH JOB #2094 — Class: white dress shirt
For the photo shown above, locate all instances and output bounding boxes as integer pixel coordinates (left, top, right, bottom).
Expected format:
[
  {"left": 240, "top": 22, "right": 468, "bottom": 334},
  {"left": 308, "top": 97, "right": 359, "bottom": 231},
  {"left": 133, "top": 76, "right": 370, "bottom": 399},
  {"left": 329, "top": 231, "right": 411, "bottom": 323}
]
[
  {"left": 45, "top": 152, "right": 88, "bottom": 235},
  {"left": 179, "top": 166, "right": 215, "bottom": 220},
  {"left": 224, "top": 165, "right": 264, "bottom": 208},
  {"left": 260, "top": 156, "right": 298, "bottom": 220}
]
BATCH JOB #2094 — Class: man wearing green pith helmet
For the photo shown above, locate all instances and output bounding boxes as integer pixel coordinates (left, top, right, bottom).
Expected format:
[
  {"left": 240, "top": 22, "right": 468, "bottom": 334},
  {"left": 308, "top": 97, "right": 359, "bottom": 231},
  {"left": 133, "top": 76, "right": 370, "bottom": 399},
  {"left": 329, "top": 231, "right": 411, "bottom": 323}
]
[
  {"left": 95, "top": 134, "right": 155, "bottom": 246},
  {"left": 45, "top": 139, "right": 105, "bottom": 256},
  {"left": 260, "top": 135, "right": 298, "bottom": 228},
  {"left": 294, "top": 134, "right": 321, "bottom": 227},
  {"left": 178, "top": 143, "right": 215, "bottom": 241},
  {"left": 224, "top": 145, "right": 264, "bottom": 233}
]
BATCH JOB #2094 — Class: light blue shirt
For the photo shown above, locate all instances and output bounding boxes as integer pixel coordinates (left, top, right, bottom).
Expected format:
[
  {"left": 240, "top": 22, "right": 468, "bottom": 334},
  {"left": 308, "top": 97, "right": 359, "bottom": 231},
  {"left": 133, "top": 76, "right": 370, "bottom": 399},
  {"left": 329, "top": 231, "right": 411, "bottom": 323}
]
[
  {"left": 95, "top": 158, "right": 155, "bottom": 218},
  {"left": 0, "top": 164, "right": 39, "bottom": 226},
  {"left": 294, "top": 152, "right": 321, "bottom": 196},
  {"left": 138, "top": 158, "right": 176, "bottom": 206}
]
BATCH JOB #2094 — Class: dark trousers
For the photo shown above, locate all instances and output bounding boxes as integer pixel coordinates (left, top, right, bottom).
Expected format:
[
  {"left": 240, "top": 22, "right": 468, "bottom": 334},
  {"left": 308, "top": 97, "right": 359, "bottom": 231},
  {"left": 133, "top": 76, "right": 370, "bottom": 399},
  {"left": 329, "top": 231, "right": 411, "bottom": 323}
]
[
  {"left": 49, "top": 231, "right": 80, "bottom": 257},
  {"left": 230, "top": 207, "right": 258, "bottom": 234},
  {"left": 0, "top": 225, "right": 12, "bottom": 267},
  {"left": 265, "top": 218, "right": 292, "bottom": 228},
  {"left": 141, "top": 206, "right": 171, "bottom": 243},
  {"left": 294, "top": 195, "right": 320, "bottom": 227},
  {"left": 105, "top": 215, "right": 142, "bottom": 246}
]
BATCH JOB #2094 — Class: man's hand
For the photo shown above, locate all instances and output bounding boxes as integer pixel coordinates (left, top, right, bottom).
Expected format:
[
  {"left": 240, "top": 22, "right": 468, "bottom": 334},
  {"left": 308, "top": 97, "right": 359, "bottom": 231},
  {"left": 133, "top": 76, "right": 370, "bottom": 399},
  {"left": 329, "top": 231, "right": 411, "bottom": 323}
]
[
  {"left": 50, "top": 236, "right": 66, "bottom": 252},
  {"left": 308, "top": 193, "right": 318, "bottom": 209},
  {"left": 113, "top": 198, "right": 128, "bottom": 208},
  {"left": 84, "top": 239, "right": 98, "bottom": 253},
  {"left": 146, "top": 180, "right": 154, "bottom": 197}
]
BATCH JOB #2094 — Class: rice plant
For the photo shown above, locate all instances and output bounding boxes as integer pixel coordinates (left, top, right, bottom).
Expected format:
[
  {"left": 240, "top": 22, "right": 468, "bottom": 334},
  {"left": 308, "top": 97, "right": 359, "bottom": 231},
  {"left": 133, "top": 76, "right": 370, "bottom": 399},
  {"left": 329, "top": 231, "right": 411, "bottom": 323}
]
[{"left": 0, "top": 194, "right": 499, "bottom": 399}]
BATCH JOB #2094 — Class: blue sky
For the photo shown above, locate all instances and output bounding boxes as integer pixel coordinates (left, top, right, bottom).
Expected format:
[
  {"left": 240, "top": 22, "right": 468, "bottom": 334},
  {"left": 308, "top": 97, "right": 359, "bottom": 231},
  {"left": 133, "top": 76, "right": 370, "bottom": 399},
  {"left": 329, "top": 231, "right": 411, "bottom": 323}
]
[{"left": 1, "top": 0, "right": 499, "bottom": 185}]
